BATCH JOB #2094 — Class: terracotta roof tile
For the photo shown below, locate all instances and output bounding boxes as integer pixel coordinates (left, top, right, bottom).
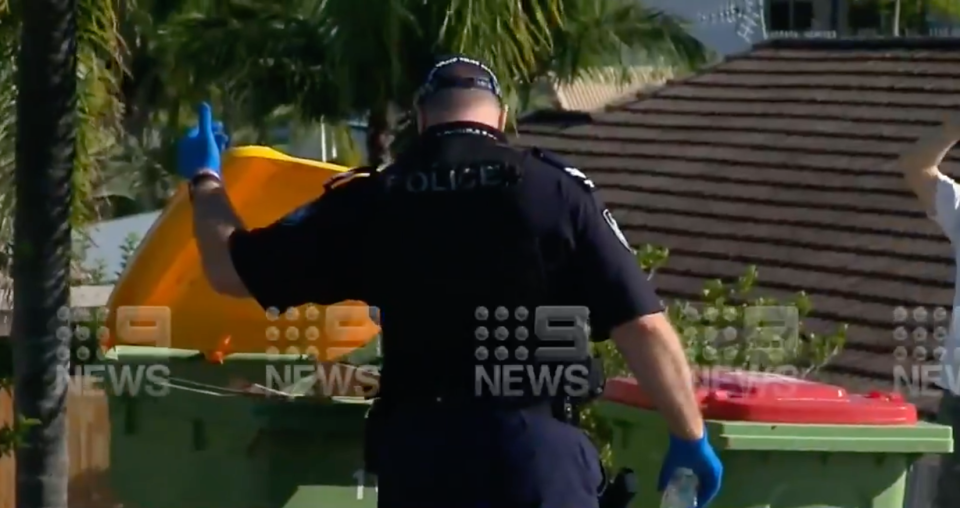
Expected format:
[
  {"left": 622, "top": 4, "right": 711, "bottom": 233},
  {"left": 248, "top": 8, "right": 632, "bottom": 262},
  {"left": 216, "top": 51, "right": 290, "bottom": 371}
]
[{"left": 515, "top": 37, "right": 960, "bottom": 415}]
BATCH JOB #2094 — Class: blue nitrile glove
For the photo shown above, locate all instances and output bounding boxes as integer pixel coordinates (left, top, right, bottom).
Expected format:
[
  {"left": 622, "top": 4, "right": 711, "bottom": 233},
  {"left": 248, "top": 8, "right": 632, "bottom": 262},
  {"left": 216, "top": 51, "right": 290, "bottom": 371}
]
[
  {"left": 177, "top": 102, "right": 230, "bottom": 180},
  {"left": 657, "top": 428, "right": 723, "bottom": 507}
]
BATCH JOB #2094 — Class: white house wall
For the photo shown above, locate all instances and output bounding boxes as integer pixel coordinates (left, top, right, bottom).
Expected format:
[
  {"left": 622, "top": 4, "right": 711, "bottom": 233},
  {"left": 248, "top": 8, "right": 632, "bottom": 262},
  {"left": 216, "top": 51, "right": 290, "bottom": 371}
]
[
  {"left": 643, "top": 0, "right": 846, "bottom": 56},
  {"left": 644, "top": 0, "right": 767, "bottom": 55},
  {"left": 81, "top": 211, "right": 158, "bottom": 279}
]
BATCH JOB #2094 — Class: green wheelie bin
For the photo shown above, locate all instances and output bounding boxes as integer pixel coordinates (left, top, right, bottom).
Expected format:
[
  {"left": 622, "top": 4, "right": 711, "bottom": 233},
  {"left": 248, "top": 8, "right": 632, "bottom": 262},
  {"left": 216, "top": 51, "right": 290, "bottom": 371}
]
[
  {"left": 97, "top": 345, "right": 379, "bottom": 508},
  {"left": 597, "top": 369, "right": 953, "bottom": 508}
]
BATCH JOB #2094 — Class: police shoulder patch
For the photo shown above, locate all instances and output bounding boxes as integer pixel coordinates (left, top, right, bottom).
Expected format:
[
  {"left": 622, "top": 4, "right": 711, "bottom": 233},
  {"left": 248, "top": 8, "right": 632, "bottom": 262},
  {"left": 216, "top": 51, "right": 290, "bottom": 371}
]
[
  {"left": 530, "top": 148, "right": 595, "bottom": 190},
  {"left": 602, "top": 208, "right": 634, "bottom": 253}
]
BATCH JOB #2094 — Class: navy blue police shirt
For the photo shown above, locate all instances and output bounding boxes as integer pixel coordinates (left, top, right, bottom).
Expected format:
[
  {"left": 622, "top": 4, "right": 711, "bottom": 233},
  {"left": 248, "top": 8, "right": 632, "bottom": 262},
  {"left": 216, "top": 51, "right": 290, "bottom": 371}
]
[{"left": 228, "top": 121, "right": 662, "bottom": 402}]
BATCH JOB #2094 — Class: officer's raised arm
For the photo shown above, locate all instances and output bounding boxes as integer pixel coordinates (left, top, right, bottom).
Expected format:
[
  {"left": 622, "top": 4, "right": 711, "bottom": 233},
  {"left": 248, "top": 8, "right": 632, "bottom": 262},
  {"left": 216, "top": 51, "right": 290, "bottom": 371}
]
[
  {"left": 897, "top": 115, "right": 960, "bottom": 239},
  {"left": 191, "top": 174, "right": 371, "bottom": 310},
  {"left": 567, "top": 185, "right": 704, "bottom": 440},
  {"left": 189, "top": 176, "right": 248, "bottom": 297},
  {"left": 179, "top": 104, "right": 371, "bottom": 311},
  {"left": 226, "top": 178, "right": 372, "bottom": 310}
]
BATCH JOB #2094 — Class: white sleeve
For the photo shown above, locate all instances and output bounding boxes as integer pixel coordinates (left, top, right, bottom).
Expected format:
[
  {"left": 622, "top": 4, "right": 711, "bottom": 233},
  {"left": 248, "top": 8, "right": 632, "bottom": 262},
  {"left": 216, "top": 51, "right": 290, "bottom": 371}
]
[{"left": 930, "top": 172, "right": 960, "bottom": 243}]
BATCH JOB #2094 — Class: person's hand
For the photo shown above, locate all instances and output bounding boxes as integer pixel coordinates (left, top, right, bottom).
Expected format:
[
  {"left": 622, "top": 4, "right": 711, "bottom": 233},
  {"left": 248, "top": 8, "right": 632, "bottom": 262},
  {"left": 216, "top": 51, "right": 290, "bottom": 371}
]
[
  {"left": 657, "top": 429, "right": 723, "bottom": 507},
  {"left": 177, "top": 102, "right": 230, "bottom": 180}
]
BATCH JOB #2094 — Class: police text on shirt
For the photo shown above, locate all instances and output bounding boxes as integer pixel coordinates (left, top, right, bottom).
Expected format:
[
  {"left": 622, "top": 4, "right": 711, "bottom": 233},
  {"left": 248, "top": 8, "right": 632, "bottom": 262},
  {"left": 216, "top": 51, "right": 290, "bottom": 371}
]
[{"left": 385, "top": 162, "right": 515, "bottom": 193}]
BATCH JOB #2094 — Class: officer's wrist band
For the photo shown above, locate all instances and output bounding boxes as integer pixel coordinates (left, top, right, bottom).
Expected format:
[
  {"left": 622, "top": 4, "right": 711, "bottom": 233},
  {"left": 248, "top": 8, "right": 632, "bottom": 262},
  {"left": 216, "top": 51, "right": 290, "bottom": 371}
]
[{"left": 188, "top": 171, "right": 222, "bottom": 199}]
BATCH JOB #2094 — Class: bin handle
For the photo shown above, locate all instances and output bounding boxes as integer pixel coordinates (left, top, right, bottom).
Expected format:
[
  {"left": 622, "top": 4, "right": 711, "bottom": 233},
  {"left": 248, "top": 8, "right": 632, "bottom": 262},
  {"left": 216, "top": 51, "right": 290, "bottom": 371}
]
[{"left": 106, "top": 345, "right": 312, "bottom": 363}]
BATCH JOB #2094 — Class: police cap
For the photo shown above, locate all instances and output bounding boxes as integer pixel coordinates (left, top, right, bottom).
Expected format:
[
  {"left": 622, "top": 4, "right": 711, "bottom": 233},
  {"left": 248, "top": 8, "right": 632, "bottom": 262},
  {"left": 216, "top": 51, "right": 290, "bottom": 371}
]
[{"left": 414, "top": 54, "right": 503, "bottom": 106}]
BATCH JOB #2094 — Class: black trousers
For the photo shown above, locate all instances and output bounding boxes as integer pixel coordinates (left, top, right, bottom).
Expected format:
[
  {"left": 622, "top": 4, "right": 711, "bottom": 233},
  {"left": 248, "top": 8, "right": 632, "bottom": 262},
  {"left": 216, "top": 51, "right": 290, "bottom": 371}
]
[{"left": 370, "top": 403, "right": 604, "bottom": 508}]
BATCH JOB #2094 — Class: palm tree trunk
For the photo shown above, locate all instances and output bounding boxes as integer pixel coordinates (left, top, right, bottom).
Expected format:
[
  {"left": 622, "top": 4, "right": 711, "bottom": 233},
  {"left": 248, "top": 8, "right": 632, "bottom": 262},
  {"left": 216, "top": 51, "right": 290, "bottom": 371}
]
[
  {"left": 892, "top": 0, "right": 902, "bottom": 35},
  {"left": 918, "top": 0, "right": 929, "bottom": 34},
  {"left": 12, "top": 0, "right": 76, "bottom": 506}
]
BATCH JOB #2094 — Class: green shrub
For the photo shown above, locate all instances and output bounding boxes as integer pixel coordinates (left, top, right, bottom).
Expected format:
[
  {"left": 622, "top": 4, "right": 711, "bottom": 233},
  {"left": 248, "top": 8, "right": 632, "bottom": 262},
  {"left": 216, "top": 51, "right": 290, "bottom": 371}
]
[
  {"left": 581, "top": 245, "right": 847, "bottom": 466},
  {"left": 117, "top": 232, "right": 141, "bottom": 278},
  {"left": 0, "top": 377, "right": 39, "bottom": 458}
]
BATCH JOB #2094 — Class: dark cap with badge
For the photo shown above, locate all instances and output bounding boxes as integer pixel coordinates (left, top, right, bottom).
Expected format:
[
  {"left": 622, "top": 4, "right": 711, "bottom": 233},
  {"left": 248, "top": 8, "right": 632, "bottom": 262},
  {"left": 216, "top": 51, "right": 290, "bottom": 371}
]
[{"left": 414, "top": 54, "right": 503, "bottom": 106}]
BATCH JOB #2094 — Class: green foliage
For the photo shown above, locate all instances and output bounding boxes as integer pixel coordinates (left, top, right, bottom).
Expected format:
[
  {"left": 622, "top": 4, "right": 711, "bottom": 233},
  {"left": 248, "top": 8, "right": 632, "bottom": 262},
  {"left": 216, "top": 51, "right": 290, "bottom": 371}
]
[
  {"left": 582, "top": 245, "right": 847, "bottom": 465},
  {"left": 70, "top": 230, "right": 142, "bottom": 285},
  {"left": 0, "top": 0, "right": 127, "bottom": 242},
  {"left": 70, "top": 234, "right": 108, "bottom": 285},
  {"left": 156, "top": 0, "right": 708, "bottom": 164},
  {"left": 850, "top": 0, "right": 960, "bottom": 33},
  {"left": 118, "top": 232, "right": 142, "bottom": 277},
  {"left": 0, "top": 378, "right": 40, "bottom": 458},
  {"left": 87, "top": 258, "right": 109, "bottom": 285}
]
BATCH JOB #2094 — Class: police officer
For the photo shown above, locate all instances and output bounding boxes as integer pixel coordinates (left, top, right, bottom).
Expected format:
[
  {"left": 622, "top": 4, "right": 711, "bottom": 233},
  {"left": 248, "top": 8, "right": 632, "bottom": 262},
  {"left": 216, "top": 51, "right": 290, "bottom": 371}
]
[{"left": 179, "top": 55, "right": 723, "bottom": 508}]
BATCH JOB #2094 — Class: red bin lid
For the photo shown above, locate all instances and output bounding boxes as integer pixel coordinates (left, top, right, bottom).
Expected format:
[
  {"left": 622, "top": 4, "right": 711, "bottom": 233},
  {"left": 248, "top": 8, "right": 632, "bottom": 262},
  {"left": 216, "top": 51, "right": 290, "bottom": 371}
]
[{"left": 602, "top": 368, "right": 917, "bottom": 425}]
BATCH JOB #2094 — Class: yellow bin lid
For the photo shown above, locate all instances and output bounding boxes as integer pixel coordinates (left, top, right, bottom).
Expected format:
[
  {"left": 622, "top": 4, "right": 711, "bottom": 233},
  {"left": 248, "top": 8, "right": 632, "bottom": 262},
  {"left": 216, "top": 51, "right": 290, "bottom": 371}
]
[{"left": 105, "top": 147, "right": 380, "bottom": 360}]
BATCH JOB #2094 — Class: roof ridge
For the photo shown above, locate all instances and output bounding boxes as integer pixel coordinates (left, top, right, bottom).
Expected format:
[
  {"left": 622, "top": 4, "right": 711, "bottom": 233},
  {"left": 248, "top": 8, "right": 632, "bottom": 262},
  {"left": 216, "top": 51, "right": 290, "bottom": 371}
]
[
  {"left": 755, "top": 36, "right": 960, "bottom": 51},
  {"left": 602, "top": 38, "right": 960, "bottom": 115}
]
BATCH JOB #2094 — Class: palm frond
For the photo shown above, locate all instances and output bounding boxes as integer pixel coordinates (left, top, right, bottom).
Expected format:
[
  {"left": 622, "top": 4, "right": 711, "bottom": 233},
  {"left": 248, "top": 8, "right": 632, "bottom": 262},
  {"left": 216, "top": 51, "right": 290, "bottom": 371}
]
[
  {"left": 928, "top": 0, "right": 960, "bottom": 19},
  {"left": 77, "top": 0, "right": 128, "bottom": 224},
  {"left": 0, "top": 0, "right": 127, "bottom": 286},
  {"left": 0, "top": 0, "right": 21, "bottom": 264},
  {"left": 158, "top": 0, "right": 347, "bottom": 124},
  {"left": 545, "top": 0, "right": 707, "bottom": 86},
  {"left": 160, "top": 0, "right": 705, "bottom": 119}
]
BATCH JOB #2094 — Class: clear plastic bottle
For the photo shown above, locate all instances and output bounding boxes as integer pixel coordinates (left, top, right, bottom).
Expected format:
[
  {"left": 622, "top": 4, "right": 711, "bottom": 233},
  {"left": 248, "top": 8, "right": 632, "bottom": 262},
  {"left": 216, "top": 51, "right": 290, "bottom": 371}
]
[{"left": 660, "top": 468, "right": 698, "bottom": 508}]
